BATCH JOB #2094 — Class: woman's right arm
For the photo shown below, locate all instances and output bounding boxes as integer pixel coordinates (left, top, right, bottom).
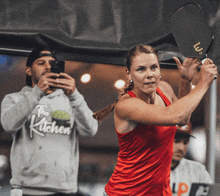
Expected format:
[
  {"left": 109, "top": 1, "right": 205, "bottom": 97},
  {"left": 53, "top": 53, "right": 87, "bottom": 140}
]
[
  {"left": 1, "top": 85, "right": 45, "bottom": 133},
  {"left": 115, "top": 61, "right": 217, "bottom": 127}
]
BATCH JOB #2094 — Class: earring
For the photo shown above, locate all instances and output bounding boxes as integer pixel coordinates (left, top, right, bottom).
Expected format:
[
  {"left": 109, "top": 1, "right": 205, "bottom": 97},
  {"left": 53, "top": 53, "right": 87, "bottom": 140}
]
[
  {"left": 160, "top": 76, "right": 161, "bottom": 78},
  {"left": 130, "top": 79, "right": 133, "bottom": 83}
]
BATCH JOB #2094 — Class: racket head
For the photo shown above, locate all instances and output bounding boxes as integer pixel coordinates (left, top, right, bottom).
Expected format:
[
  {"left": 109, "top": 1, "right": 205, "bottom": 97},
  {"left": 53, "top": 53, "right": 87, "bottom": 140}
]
[{"left": 170, "top": 3, "right": 214, "bottom": 60}]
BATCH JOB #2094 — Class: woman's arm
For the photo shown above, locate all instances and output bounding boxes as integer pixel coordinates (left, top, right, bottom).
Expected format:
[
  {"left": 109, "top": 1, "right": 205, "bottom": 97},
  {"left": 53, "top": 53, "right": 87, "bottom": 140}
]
[
  {"left": 172, "top": 57, "right": 205, "bottom": 125},
  {"left": 160, "top": 57, "right": 201, "bottom": 104},
  {"left": 115, "top": 60, "right": 217, "bottom": 127}
]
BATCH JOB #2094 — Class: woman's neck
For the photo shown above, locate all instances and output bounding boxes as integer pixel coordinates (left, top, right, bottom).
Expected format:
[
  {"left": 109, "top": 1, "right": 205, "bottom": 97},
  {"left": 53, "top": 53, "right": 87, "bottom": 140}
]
[{"left": 132, "top": 89, "right": 156, "bottom": 104}]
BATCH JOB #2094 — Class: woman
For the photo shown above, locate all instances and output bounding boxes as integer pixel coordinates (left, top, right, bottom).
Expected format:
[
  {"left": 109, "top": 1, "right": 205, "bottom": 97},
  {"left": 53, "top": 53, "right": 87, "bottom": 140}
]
[{"left": 93, "top": 45, "right": 217, "bottom": 196}]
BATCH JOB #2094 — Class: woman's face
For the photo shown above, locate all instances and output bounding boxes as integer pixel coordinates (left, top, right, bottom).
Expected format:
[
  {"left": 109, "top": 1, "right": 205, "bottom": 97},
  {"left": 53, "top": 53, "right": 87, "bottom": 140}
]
[{"left": 127, "top": 52, "right": 161, "bottom": 95}]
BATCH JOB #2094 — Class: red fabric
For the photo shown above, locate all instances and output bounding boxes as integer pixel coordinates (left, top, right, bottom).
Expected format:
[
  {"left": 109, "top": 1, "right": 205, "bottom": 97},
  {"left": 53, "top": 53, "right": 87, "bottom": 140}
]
[{"left": 105, "top": 88, "right": 176, "bottom": 196}]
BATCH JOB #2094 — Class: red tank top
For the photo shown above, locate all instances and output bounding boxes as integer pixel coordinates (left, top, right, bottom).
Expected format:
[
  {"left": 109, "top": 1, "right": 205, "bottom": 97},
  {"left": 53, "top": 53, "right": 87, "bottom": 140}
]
[{"left": 105, "top": 87, "right": 177, "bottom": 196}]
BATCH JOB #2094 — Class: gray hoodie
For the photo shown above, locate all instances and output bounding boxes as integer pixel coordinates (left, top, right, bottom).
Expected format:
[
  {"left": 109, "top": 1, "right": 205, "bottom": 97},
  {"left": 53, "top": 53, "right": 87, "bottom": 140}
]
[{"left": 1, "top": 85, "right": 98, "bottom": 195}]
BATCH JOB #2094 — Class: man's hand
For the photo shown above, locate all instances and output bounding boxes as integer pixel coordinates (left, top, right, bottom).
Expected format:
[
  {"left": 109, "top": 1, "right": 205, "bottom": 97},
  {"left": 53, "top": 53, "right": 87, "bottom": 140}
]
[
  {"left": 173, "top": 57, "right": 202, "bottom": 82},
  {"left": 37, "top": 73, "right": 60, "bottom": 93},
  {"left": 54, "top": 73, "right": 76, "bottom": 96}
]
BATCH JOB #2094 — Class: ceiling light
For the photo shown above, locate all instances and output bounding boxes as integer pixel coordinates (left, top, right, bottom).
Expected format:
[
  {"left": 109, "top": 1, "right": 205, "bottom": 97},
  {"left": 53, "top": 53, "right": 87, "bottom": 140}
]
[
  {"left": 81, "top": 73, "right": 91, "bottom": 83},
  {"left": 114, "top": 79, "right": 125, "bottom": 89}
]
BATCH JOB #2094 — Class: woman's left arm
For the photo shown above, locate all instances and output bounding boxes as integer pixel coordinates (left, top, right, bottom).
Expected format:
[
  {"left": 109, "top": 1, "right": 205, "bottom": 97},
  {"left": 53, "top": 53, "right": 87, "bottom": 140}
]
[
  {"left": 173, "top": 57, "right": 202, "bottom": 124},
  {"left": 173, "top": 57, "right": 201, "bottom": 99}
]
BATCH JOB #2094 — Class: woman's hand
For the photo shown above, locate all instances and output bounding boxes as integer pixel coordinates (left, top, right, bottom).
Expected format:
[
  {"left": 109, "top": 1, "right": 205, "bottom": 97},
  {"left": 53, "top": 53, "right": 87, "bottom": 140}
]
[
  {"left": 173, "top": 57, "right": 201, "bottom": 82},
  {"left": 200, "top": 58, "right": 218, "bottom": 86}
]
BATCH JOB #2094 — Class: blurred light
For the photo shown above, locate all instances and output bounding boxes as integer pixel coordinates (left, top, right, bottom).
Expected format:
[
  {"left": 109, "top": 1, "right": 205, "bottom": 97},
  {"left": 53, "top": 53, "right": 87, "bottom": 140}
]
[
  {"left": 81, "top": 73, "right": 91, "bottom": 83},
  {"left": 114, "top": 79, "right": 125, "bottom": 89},
  {"left": 188, "top": 127, "right": 206, "bottom": 164},
  {"left": 0, "top": 155, "right": 8, "bottom": 169},
  {"left": 215, "top": 126, "right": 220, "bottom": 159},
  {"left": 78, "top": 183, "right": 105, "bottom": 196}
]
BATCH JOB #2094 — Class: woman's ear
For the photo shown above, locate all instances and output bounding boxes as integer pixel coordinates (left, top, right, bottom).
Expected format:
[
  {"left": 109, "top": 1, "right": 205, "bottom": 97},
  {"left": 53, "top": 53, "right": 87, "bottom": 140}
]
[
  {"left": 126, "top": 68, "right": 131, "bottom": 81},
  {"left": 25, "top": 66, "right": 32, "bottom": 76}
]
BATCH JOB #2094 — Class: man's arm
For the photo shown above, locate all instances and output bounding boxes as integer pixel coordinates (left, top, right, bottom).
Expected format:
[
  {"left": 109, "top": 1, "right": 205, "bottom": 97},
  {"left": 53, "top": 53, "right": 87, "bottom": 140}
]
[
  {"left": 68, "top": 89, "right": 98, "bottom": 137},
  {"left": 1, "top": 85, "right": 45, "bottom": 133},
  {"left": 55, "top": 73, "right": 98, "bottom": 137},
  {"left": 198, "top": 164, "right": 212, "bottom": 183}
]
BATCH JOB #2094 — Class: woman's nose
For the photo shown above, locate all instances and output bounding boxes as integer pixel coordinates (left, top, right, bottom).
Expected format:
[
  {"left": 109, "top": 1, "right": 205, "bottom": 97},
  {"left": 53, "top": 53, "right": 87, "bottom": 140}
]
[{"left": 146, "top": 69, "right": 153, "bottom": 78}]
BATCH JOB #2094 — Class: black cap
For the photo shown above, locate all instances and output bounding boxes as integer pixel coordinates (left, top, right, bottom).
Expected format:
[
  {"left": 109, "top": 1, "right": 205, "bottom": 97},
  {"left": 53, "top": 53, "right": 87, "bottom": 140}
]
[
  {"left": 176, "top": 122, "right": 196, "bottom": 138},
  {"left": 26, "top": 47, "right": 56, "bottom": 67}
]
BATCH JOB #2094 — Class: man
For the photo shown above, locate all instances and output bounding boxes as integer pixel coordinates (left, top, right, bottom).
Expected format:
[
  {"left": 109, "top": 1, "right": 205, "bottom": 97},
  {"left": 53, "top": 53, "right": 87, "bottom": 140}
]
[
  {"left": 170, "top": 122, "right": 212, "bottom": 196},
  {"left": 1, "top": 48, "right": 98, "bottom": 196}
]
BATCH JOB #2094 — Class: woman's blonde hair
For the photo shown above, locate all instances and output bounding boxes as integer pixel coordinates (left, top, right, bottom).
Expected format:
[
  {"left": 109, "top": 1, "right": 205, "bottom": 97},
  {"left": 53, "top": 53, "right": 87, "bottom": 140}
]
[{"left": 93, "top": 44, "right": 158, "bottom": 121}]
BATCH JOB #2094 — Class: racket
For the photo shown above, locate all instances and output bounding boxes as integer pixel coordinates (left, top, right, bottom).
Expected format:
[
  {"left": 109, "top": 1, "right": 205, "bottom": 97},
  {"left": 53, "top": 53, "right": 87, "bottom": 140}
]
[
  {"left": 170, "top": 3, "right": 213, "bottom": 59},
  {"left": 170, "top": 3, "right": 216, "bottom": 79}
]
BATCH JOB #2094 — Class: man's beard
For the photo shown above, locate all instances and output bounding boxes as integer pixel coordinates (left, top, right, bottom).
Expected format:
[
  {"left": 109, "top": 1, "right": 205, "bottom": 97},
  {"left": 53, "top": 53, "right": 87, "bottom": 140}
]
[{"left": 171, "top": 159, "right": 180, "bottom": 170}]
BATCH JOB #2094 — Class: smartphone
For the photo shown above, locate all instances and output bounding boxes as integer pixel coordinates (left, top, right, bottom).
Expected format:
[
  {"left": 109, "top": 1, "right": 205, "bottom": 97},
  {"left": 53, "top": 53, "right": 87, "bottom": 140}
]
[{"left": 50, "top": 60, "right": 65, "bottom": 74}]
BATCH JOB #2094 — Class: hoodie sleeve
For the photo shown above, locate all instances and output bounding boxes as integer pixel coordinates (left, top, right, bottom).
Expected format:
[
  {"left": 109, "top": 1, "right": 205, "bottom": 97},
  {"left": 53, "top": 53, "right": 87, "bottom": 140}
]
[
  {"left": 197, "top": 163, "right": 212, "bottom": 183},
  {"left": 68, "top": 89, "right": 98, "bottom": 137},
  {"left": 1, "top": 85, "right": 45, "bottom": 133}
]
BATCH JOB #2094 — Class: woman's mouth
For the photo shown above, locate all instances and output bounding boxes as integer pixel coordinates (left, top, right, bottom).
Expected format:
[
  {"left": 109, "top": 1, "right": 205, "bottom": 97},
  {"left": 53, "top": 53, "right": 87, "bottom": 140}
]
[{"left": 145, "top": 82, "right": 155, "bottom": 85}]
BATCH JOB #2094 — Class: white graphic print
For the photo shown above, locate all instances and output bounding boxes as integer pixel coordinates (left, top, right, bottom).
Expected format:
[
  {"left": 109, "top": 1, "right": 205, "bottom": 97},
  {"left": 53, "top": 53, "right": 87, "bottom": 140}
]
[{"left": 29, "top": 105, "right": 71, "bottom": 138}]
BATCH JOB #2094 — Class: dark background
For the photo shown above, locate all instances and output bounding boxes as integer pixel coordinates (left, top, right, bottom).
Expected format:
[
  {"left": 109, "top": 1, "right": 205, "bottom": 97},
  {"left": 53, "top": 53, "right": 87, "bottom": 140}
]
[
  {"left": 0, "top": 1, "right": 220, "bottom": 195},
  {"left": 0, "top": 0, "right": 220, "bottom": 66}
]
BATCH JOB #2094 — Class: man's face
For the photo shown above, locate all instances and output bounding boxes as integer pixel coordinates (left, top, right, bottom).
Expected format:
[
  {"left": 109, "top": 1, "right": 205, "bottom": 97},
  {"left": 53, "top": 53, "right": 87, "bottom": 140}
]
[
  {"left": 26, "top": 51, "right": 55, "bottom": 87},
  {"left": 172, "top": 137, "right": 189, "bottom": 162}
]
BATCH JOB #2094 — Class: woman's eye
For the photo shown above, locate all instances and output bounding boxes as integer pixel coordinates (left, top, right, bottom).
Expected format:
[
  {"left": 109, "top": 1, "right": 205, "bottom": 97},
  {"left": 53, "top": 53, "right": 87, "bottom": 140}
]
[
  {"left": 137, "top": 67, "right": 144, "bottom": 72},
  {"left": 152, "top": 65, "right": 158, "bottom": 70}
]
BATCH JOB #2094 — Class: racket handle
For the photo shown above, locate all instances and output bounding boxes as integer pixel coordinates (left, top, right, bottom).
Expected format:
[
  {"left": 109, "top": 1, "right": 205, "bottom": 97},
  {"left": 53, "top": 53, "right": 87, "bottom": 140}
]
[
  {"left": 201, "top": 58, "right": 217, "bottom": 80},
  {"left": 201, "top": 58, "right": 207, "bottom": 64}
]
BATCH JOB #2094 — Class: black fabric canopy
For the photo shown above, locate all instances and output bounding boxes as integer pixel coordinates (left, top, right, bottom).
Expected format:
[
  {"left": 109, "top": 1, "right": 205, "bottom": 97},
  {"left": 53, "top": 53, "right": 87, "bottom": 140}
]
[{"left": 0, "top": 0, "right": 220, "bottom": 67}]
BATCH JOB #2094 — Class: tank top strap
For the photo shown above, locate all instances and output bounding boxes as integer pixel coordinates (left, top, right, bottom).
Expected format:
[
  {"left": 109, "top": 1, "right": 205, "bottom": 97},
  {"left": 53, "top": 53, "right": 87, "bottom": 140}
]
[
  {"left": 127, "top": 90, "right": 137, "bottom": 97},
  {"left": 156, "top": 87, "right": 171, "bottom": 106}
]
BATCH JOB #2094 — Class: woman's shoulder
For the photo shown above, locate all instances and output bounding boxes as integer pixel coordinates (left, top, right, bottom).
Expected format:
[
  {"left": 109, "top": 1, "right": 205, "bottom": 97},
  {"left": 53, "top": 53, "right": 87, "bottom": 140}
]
[
  {"left": 115, "top": 92, "right": 142, "bottom": 111},
  {"left": 114, "top": 92, "right": 140, "bottom": 133},
  {"left": 158, "top": 81, "right": 177, "bottom": 103},
  {"left": 158, "top": 80, "right": 173, "bottom": 90},
  {"left": 116, "top": 92, "right": 136, "bottom": 104}
]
